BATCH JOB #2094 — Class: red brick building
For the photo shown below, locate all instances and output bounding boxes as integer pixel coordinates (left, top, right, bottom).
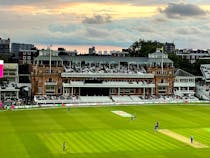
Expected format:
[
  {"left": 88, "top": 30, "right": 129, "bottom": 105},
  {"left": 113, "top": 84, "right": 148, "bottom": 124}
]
[{"left": 31, "top": 49, "right": 174, "bottom": 97}]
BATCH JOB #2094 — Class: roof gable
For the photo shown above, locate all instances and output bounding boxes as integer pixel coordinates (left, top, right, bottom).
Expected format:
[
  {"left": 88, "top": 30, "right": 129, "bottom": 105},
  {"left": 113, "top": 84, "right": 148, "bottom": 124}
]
[{"left": 175, "top": 69, "right": 194, "bottom": 77}]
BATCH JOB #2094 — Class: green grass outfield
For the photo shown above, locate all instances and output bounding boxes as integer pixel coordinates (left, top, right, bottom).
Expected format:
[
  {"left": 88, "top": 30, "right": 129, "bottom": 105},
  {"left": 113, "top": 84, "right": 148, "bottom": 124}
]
[{"left": 1, "top": 104, "right": 210, "bottom": 158}]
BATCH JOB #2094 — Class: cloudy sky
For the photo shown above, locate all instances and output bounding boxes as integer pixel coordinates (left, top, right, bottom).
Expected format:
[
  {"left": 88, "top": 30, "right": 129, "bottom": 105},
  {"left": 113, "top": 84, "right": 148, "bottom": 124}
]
[{"left": 1, "top": 0, "right": 210, "bottom": 52}]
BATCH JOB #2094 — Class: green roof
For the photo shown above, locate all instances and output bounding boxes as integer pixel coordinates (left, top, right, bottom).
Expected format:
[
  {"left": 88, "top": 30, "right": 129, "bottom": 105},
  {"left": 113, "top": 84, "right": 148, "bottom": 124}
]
[
  {"left": 60, "top": 56, "right": 149, "bottom": 64},
  {"left": 34, "top": 52, "right": 173, "bottom": 65},
  {"left": 148, "top": 58, "right": 173, "bottom": 64},
  {"left": 34, "top": 55, "right": 63, "bottom": 61}
]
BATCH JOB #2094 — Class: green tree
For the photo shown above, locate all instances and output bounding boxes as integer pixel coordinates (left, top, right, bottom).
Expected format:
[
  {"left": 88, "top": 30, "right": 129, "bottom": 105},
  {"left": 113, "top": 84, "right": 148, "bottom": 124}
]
[
  {"left": 128, "top": 39, "right": 210, "bottom": 76},
  {"left": 128, "top": 39, "right": 164, "bottom": 57}
]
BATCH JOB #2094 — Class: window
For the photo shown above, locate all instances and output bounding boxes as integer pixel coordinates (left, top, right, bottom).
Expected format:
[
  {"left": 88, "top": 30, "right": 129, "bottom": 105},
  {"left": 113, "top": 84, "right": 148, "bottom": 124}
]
[
  {"left": 130, "top": 89, "right": 134, "bottom": 93},
  {"left": 46, "top": 86, "right": 55, "bottom": 93},
  {"left": 189, "top": 87, "right": 194, "bottom": 90},
  {"left": 111, "top": 89, "right": 116, "bottom": 94},
  {"left": 23, "top": 56, "right": 26, "bottom": 59},
  {"left": 27, "top": 52, "right": 31, "bottom": 55},
  {"left": 158, "top": 87, "right": 166, "bottom": 90},
  {"left": 23, "top": 60, "right": 27, "bottom": 64},
  {"left": 38, "top": 78, "right": 42, "bottom": 83},
  {"left": 27, "top": 56, "right": 31, "bottom": 59},
  {"left": 181, "top": 87, "right": 187, "bottom": 90},
  {"left": 58, "top": 88, "right": 61, "bottom": 93},
  {"left": 38, "top": 87, "right": 43, "bottom": 93},
  {"left": 46, "top": 86, "right": 54, "bottom": 90}
]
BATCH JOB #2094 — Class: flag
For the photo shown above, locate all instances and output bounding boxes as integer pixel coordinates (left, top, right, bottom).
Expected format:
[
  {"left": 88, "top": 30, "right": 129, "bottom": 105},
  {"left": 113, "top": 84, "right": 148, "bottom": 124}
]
[
  {"left": 62, "top": 103, "right": 65, "bottom": 107},
  {"left": 0, "top": 101, "right": 2, "bottom": 108},
  {"left": 11, "top": 105, "right": 15, "bottom": 110},
  {"left": 0, "top": 60, "right": 4, "bottom": 78}
]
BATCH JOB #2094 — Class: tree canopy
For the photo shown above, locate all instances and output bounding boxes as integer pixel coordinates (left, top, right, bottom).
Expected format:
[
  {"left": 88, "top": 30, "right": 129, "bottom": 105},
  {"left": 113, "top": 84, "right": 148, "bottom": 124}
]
[
  {"left": 127, "top": 39, "right": 210, "bottom": 76},
  {"left": 128, "top": 39, "right": 164, "bottom": 57}
]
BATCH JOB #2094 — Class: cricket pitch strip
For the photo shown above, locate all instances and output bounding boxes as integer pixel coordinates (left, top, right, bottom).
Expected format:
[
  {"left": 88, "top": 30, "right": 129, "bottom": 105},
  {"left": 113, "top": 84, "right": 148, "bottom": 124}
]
[{"left": 159, "top": 129, "right": 208, "bottom": 148}]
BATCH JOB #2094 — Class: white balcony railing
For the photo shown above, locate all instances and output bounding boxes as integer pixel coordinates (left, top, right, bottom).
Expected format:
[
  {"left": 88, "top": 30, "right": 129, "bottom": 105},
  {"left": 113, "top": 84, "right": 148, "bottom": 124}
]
[
  {"left": 158, "top": 83, "right": 169, "bottom": 87},
  {"left": 45, "top": 82, "right": 57, "bottom": 86}
]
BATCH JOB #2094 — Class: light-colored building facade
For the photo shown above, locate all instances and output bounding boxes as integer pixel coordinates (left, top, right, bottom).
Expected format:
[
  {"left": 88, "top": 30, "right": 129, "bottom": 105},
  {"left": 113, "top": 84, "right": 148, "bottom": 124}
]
[
  {"left": 200, "top": 64, "right": 210, "bottom": 83},
  {"left": 0, "top": 63, "right": 19, "bottom": 100},
  {"left": 176, "top": 49, "right": 210, "bottom": 64},
  {"left": 174, "top": 69, "right": 195, "bottom": 97}
]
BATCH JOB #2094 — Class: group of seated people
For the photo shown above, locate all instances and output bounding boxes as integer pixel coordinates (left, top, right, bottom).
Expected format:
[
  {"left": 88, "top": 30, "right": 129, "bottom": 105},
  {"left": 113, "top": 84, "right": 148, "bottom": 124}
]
[
  {"left": 0, "top": 81, "right": 18, "bottom": 89},
  {"left": 34, "top": 94, "right": 198, "bottom": 102},
  {"left": 34, "top": 95, "right": 78, "bottom": 101},
  {"left": 64, "top": 63, "right": 147, "bottom": 74}
]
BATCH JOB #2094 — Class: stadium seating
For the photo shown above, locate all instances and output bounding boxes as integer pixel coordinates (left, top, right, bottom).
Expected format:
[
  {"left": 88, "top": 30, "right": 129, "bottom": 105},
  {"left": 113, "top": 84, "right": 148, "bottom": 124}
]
[
  {"left": 79, "top": 96, "right": 113, "bottom": 103},
  {"left": 196, "top": 84, "right": 210, "bottom": 100},
  {"left": 64, "top": 63, "right": 147, "bottom": 74},
  {"left": 34, "top": 94, "right": 200, "bottom": 105},
  {"left": 200, "top": 64, "right": 210, "bottom": 82},
  {"left": 111, "top": 96, "right": 133, "bottom": 103},
  {"left": 130, "top": 95, "right": 143, "bottom": 102}
]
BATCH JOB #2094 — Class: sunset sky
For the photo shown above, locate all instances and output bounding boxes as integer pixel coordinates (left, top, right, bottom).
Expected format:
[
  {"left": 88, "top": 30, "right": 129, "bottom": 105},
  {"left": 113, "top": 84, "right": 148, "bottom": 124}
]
[{"left": 1, "top": 0, "right": 210, "bottom": 52}]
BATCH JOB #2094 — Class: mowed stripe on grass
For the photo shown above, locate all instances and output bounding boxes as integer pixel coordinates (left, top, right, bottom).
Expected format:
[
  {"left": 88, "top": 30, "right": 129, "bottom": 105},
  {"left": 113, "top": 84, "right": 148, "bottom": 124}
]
[
  {"left": 2, "top": 105, "right": 210, "bottom": 158},
  {"left": 38, "top": 129, "right": 181, "bottom": 154}
]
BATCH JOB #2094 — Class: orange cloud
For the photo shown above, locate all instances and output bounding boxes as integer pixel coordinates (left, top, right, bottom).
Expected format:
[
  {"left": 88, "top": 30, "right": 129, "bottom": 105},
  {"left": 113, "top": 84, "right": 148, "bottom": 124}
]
[{"left": 1, "top": 2, "right": 162, "bottom": 19}]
